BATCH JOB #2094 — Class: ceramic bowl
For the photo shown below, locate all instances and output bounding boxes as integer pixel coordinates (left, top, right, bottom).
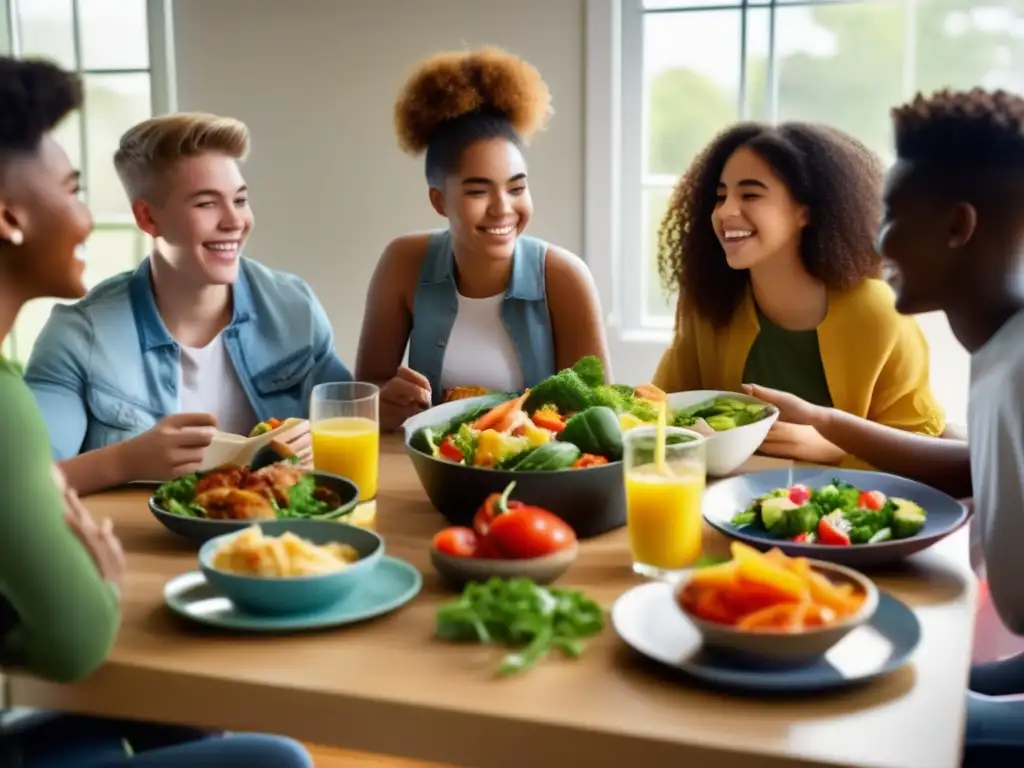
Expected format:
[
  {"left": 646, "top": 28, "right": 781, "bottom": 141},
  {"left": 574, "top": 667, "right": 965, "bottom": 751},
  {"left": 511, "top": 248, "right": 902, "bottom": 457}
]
[
  {"left": 675, "top": 559, "right": 879, "bottom": 667},
  {"left": 430, "top": 544, "right": 579, "bottom": 589},
  {"left": 665, "top": 390, "right": 779, "bottom": 477},
  {"left": 198, "top": 519, "right": 384, "bottom": 616},
  {"left": 403, "top": 396, "right": 626, "bottom": 539},
  {"left": 149, "top": 471, "right": 360, "bottom": 545},
  {"left": 703, "top": 468, "right": 970, "bottom": 568}
]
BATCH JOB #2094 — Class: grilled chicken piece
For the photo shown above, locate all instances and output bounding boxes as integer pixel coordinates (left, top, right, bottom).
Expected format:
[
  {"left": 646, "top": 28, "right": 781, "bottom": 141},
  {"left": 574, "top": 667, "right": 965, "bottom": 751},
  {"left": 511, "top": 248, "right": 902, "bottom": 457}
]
[
  {"left": 194, "top": 466, "right": 245, "bottom": 496},
  {"left": 195, "top": 488, "right": 276, "bottom": 521}
]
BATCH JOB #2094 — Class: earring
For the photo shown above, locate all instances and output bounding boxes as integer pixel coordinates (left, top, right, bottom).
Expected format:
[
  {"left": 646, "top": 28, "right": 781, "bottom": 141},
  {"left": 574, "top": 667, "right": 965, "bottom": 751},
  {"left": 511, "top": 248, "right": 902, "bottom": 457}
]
[{"left": 8, "top": 229, "right": 23, "bottom": 246}]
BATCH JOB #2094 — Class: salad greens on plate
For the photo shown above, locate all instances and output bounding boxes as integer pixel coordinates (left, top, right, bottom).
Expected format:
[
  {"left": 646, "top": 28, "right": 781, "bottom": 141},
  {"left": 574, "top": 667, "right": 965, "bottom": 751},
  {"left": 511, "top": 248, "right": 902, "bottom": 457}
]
[{"left": 731, "top": 479, "right": 927, "bottom": 546}]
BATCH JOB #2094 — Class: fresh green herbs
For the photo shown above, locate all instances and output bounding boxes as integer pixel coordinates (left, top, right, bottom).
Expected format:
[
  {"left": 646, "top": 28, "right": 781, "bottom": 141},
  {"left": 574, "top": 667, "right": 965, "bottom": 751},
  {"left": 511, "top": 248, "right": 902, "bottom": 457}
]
[{"left": 435, "top": 577, "right": 605, "bottom": 676}]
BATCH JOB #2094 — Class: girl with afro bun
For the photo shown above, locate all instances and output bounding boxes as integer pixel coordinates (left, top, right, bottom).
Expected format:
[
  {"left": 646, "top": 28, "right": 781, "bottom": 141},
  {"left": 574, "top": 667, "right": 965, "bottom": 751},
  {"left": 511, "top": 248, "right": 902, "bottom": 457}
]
[
  {"left": 652, "top": 121, "right": 945, "bottom": 466},
  {"left": 355, "top": 47, "right": 610, "bottom": 430}
]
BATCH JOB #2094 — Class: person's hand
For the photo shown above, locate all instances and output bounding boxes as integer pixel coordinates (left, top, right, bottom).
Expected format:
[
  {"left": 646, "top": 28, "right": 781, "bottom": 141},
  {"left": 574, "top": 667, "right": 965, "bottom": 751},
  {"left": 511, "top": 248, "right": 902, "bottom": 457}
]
[
  {"left": 759, "top": 421, "right": 847, "bottom": 465},
  {"left": 741, "top": 383, "right": 827, "bottom": 427},
  {"left": 54, "top": 465, "right": 125, "bottom": 592},
  {"left": 118, "top": 412, "right": 218, "bottom": 481},
  {"left": 273, "top": 419, "right": 313, "bottom": 468},
  {"left": 379, "top": 366, "right": 432, "bottom": 432}
]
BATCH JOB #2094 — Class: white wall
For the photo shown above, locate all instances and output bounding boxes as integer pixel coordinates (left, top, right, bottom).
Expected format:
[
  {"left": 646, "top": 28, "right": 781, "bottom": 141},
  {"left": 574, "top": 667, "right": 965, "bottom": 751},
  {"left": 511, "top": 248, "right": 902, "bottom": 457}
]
[{"left": 172, "top": 0, "right": 585, "bottom": 367}]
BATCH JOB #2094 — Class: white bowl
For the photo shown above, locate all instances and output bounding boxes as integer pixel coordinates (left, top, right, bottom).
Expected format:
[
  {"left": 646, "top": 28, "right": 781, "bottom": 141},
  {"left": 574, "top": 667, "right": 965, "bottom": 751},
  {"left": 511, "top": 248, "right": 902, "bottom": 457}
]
[{"left": 665, "top": 390, "right": 778, "bottom": 476}]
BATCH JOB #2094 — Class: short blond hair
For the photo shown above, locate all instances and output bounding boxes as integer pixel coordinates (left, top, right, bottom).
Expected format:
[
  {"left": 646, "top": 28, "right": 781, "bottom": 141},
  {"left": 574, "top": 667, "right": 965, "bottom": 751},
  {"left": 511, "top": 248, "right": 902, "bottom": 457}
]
[{"left": 113, "top": 112, "right": 250, "bottom": 203}]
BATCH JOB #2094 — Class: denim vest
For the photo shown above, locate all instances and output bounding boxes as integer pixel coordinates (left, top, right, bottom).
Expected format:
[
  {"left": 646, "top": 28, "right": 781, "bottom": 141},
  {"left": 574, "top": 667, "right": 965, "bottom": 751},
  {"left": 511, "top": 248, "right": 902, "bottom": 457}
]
[
  {"left": 23, "top": 256, "right": 351, "bottom": 460},
  {"left": 408, "top": 230, "right": 556, "bottom": 404}
]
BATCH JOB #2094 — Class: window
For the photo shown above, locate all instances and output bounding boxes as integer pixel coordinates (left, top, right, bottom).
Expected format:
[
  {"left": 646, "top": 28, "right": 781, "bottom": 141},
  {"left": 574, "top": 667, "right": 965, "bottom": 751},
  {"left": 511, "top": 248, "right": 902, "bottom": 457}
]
[
  {"left": 587, "top": 0, "right": 1024, "bottom": 424},
  {"left": 1, "top": 0, "right": 175, "bottom": 364}
]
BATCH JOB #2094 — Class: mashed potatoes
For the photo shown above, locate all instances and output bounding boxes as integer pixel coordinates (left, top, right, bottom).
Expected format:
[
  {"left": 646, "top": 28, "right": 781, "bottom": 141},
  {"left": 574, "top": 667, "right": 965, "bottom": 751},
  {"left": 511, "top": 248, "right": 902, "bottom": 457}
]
[{"left": 212, "top": 525, "right": 360, "bottom": 577}]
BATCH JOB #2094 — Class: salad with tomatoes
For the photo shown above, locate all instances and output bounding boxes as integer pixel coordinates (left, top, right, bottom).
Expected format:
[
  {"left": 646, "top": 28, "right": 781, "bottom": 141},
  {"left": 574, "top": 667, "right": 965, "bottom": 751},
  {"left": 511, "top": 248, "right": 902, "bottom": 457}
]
[
  {"left": 730, "top": 479, "right": 927, "bottom": 546},
  {"left": 409, "top": 356, "right": 773, "bottom": 472}
]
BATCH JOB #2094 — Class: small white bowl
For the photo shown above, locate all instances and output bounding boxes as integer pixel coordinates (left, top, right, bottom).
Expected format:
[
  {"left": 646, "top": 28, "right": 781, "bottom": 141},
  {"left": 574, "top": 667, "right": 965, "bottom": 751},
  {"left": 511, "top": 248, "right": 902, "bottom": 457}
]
[
  {"left": 666, "top": 390, "right": 779, "bottom": 476},
  {"left": 675, "top": 558, "right": 879, "bottom": 667},
  {"left": 430, "top": 545, "right": 579, "bottom": 589}
]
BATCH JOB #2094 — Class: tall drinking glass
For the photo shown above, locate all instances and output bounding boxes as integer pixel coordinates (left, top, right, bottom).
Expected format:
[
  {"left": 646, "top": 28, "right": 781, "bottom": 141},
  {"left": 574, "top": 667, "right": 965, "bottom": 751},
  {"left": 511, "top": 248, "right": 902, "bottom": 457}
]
[
  {"left": 623, "top": 426, "right": 707, "bottom": 578},
  {"left": 310, "top": 382, "right": 380, "bottom": 502}
]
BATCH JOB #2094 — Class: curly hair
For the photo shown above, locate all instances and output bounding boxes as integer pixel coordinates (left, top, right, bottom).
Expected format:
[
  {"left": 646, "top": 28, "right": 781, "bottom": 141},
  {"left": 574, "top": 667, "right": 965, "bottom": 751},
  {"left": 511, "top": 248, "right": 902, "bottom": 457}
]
[
  {"left": 0, "top": 56, "right": 81, "bottom": 158},
  {"left": 893, "top": 88, "right": 1024, "bottom": 176},
  {"left": 393, "top": 47, "right": 552, "bottom": 186},
  {"left": 658, "top": 122, "right": 884, "bottom": 329}
]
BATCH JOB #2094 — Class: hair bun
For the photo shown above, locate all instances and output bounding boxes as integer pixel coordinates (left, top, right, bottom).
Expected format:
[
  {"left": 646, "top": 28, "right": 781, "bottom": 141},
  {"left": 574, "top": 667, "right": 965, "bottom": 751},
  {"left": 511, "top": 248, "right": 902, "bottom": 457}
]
[{"left": 394, "top": 46, "right": 552, "bottom": 155}]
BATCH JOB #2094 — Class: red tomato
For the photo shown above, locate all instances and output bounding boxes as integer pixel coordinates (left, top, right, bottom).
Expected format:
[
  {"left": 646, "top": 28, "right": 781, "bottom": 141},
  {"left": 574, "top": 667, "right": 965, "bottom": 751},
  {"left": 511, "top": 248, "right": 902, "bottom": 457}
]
[
  {"left": 791, "top": 532, "right": 810, "bottom": 543},
  {"left": 817, "top": 515, "right": 851, "bottom": 546},
  {"left": 788, "top": 484, "right": 812, "bottom": 505},
  {"left": 858, "top": 490, "right": 887, "bottom": 510},
  {"left": 439, "top": 435, "right": 464, "bottom": 463},
  {"left": 432, "top": 527, "right": 479, "bottom": 557},
  {"left": 487, "top": 507, "right": 577, "bottom": 559}
]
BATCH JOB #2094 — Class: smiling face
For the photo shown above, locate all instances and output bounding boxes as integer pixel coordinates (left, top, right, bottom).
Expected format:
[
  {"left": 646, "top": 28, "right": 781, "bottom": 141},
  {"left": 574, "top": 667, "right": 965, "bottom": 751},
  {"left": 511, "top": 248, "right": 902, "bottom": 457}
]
[
  {"left": 430, "top": 137, "right": 532, "bottom": 261},
  {"left": 132, "top": 153, "right": 253, "bottom": 286},
  {"left": 712, "top": 146, "right": 809, "bottom": 272},
  {"left": 0, "top": 134, "right": 94, "bottom": 300},
  {"left": 877, "top": 160, "right": 974, "bottom": 315}
]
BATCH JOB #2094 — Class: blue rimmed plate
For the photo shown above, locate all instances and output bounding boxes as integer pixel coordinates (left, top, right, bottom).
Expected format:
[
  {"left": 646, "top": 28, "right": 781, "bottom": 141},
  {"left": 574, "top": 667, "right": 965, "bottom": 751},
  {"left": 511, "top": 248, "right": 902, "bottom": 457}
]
[
  {"left": 163, "top": 556, "right": 422, "bottom": 632},
  {"left": 612, "top": 580, "right": 921, "bottom": 693},
  {"left": 703, "top": 468, "right": 968, "bottom": 568}
]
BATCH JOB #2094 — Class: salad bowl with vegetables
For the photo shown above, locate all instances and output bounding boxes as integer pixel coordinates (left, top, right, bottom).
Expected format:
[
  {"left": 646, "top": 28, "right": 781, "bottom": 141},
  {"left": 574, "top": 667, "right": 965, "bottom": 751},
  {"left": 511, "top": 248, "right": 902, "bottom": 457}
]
[
  {"left": 702, "top": 468, "right": 969, "bottom": 567},
  {"left": 403, "top": 356, "right": 778, "bottom": 537}
]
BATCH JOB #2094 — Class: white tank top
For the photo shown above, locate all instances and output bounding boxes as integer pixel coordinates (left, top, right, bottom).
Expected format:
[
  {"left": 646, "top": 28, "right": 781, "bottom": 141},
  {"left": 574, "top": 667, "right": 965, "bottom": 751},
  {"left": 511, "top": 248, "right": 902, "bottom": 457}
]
[
  {"left": 178, "top": 332, "right": 257, "bottom": 436},
  {"left": 440, "top": 292, "right": 524, "bottom": 393}
]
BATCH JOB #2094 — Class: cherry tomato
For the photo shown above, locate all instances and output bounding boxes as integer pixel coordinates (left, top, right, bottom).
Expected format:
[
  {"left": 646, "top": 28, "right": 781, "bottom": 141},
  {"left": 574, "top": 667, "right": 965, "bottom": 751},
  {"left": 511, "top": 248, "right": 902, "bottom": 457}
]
[
  {"left": 432, "top": 526, "right": 479, "bottom": 557},
  {"left": 438, "top": 435, "right": 464, "bottom": 463},
  {"left": 817, "top": 515, "right": 851, "bottom": 546},
  {"left": 487, "top": 506, "right": 577, "bottom": 559},
  {"left": 791, "top": 532, "right": 810, "bottom": 543},
  {"left": 788, "top": 484, "right": 812, "bottom": 505},
  {"left": 857, "top": 490, "right": 887, "bottom": 511}
]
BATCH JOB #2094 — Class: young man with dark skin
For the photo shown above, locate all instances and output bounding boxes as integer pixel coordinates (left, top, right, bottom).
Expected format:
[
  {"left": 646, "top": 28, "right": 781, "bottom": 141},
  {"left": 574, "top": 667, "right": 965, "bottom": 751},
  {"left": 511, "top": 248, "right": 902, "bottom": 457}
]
[{"left": 746, "top": 87, "right": 1024, "bottom": 766}]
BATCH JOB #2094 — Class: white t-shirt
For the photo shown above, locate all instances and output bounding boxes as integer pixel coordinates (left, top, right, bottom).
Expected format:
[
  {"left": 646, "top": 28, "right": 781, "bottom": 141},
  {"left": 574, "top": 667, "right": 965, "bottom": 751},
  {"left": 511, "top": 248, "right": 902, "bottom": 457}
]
[
  {"left": 968, "top": 308, "right": 1024, "bottom": 634},
  {"left": 440, "top": 292, "right": 525, "bottom": 393},
  {"left": 178, "top": 333, "right": 256, "bottom": 436}
]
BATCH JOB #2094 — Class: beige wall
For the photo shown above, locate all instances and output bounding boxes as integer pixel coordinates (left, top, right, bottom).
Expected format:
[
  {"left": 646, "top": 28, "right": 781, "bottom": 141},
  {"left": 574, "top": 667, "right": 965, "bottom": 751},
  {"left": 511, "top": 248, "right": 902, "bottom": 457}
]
[{"left": 172, "top": 0, "right": 586, "bottom": 367}]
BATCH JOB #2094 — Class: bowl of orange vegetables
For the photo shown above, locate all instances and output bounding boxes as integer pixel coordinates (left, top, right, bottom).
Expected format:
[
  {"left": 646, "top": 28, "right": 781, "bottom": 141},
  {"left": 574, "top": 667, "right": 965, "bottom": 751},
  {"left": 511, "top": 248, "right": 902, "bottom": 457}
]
[{"left": 676, "top": 542, "right": 878, "bottom": 667}]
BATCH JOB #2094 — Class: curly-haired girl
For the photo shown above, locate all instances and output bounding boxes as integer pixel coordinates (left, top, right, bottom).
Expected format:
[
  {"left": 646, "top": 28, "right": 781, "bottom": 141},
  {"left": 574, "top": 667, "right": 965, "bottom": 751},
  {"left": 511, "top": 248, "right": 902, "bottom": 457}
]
[
  {"left": 652, "top": 121, "right": 945, "bottom": 465},
  {"left": 356, "top": 47, "right": 610, "bottom": 430}
]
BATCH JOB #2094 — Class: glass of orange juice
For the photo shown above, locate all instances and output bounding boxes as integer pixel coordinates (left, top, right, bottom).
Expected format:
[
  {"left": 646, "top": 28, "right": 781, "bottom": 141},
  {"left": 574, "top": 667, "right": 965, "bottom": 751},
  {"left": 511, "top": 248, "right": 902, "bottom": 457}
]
[
  {"left": 310, "top": 382, "right": 380, "bottom": 502},
  {"left": 623, "top": 426, "right": 707, "bottom": 578}
]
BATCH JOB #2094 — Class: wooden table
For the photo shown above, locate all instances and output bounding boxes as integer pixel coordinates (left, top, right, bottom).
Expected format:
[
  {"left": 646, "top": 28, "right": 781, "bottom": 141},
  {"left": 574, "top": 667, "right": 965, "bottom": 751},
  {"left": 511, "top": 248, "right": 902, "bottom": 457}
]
[{"left": 8, "top": 437, "right": 977, "bottom": 768}]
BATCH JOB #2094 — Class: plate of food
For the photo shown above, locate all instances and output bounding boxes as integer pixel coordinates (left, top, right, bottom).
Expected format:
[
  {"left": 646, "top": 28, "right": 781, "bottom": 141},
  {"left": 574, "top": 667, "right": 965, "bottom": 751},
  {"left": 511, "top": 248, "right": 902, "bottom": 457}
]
[
  {"left": 702, "top": 468, "right": 969, "bottom": 567},
  {"left": 403, "top": 356, "right": 777, "bottom": 538},
  {"left": 612, "top": 542, "right": 921, "bottom": 693},
  {"left": 149, "top": 454, "right": 362, "bottom": 544}
]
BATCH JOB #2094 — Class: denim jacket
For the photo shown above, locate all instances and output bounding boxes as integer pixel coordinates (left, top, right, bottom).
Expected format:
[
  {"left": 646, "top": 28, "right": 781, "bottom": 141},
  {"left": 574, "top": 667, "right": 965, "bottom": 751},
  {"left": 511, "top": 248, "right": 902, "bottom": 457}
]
[
  {"left": 23, "top": 256, "right": 352, "bottom": 460},
  {"left": 408, "top": 229, "right": 556, "bottom": 405}
]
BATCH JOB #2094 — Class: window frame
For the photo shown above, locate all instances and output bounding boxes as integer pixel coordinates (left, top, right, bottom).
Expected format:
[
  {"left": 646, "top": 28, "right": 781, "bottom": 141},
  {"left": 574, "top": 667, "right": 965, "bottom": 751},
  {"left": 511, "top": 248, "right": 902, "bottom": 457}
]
[{"left": 0, "top": 0, "right": 176, "bottom": 362}]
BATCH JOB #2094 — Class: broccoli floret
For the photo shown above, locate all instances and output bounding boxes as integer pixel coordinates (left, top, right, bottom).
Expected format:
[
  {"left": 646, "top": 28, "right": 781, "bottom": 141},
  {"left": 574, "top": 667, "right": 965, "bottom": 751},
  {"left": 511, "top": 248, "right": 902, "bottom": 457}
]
[
  {"left": 571, "top": 356, "right": 606, "bottom": 388},
  {"left": 591, "top": 385, "right": 629, "bottom": 413},
  {"left": 523, "top": 370, "right": 594, "bottom": 414},
  {"left": 629, "top": 398, "right": 660, "bottom": 423}
]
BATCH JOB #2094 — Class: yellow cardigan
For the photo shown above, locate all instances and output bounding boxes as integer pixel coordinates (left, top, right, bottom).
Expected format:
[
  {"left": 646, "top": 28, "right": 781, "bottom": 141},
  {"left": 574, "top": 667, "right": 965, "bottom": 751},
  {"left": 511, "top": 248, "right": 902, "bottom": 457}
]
[{"left": 652, "top": 279, "right": 945, "bottom": 457}]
